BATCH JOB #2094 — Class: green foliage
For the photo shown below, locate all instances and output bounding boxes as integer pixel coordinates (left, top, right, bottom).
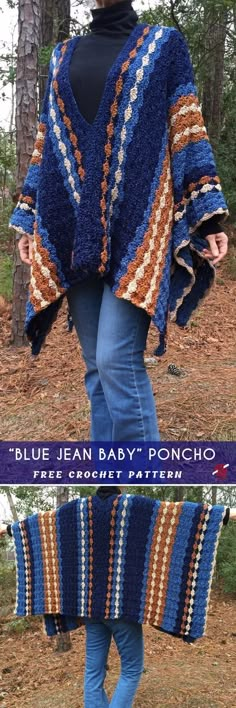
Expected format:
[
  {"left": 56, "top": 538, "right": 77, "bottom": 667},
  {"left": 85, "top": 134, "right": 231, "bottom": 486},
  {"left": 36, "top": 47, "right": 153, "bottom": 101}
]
[
  {"left": 216, "top": 521, "right": 236, "bottom": 593},
  {"left": 69, "top": 486, "right": 97, "bottom": 498},
  {"left": 0, "top": 562, "right": 15, "bottom": 595},
  {"left": 0, "top": 130, "right": 16, "bottom": 260},
  {"left": 216, "top": 87, "right": 236, "bottom": 222},
  {"left": 4, "top": 618, "right": 33, "bottom": 634},
  {"left": 0, "top": 60, "right": 16, "bottom": 86},
  {"left": 0, "top": 129, "right": 15, "bottom": 178},
  {"left": 0, "top": 560, "right": 16, "bottom": 614},
  {"left": 0, "top": 54, "right": 16, "bottom": 96},
  {"left": 38, "top": 45, "right": 55, "bottom": 67},
  {"left": 0, "top": 253, "right": 13, "bottom": 300},
  {"left": 6, "top": 0, "right": 18, "bottom": 9},
  {"left": 138, "top": 1, "right": 236, "bottom": 219},
  {"left": 0, "top": 203, "right": 14, "bottom": 247},
  {"left": 0, "top": 486, "right": 57, "bottom": 517}
]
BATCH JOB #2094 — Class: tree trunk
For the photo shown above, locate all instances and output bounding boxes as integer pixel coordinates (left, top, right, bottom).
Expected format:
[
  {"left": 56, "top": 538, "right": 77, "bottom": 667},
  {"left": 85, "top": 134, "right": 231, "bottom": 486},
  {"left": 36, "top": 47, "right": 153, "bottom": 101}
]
[
  {"left": 39, "top": 0, "right": 71, "bottom": 112},
  {"left": 11, "top": 0, "right": 40, "bottom": 346},
  {"left": 55, "top": 487, "right": 72, "bottom": 652},
  {"left": 195, "top": 487, "right": 203, "bottom": 503},
  {"left": 54, "top": 632, "right": 72, "bottom": 652},
  {"left": 211, "top": 10, "right": 228, "bottom": 148},
  {"left": 211, "top": 487, "right": 217, "bottom": 506},
  {"left": 173, "top": 487, "right": 185, "bottom": 502},
  {"left": 202, "top": 5, "right": 228, "bottom": 149},
  {"left": 56, "top": 486, "right": 69, "bottom": 506},
  {"left": 56, "top": 0, "right": 70, "bottom": 42},
  {"left": 11, "top": 246, "right": 30, "bottom": 346},
  {"left": 5, "top": 489, "right": 19, "bottom": 521},
  {"left": 39, "top": 0, "right": 54, "bottom": 110}
]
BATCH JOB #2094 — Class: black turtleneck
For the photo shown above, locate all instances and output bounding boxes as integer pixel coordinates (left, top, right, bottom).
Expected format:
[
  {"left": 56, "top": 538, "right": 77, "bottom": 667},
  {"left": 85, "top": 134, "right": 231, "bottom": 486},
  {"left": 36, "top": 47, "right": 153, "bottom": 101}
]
[
  {"left": 68, "top": 0, "right": 222, "bottom": 238},
  {"left": 69, "top": 0, "right": 138, "bottom": 125},
  {"left": 96, "top": 485, "right": 121, "bottom": 500}
]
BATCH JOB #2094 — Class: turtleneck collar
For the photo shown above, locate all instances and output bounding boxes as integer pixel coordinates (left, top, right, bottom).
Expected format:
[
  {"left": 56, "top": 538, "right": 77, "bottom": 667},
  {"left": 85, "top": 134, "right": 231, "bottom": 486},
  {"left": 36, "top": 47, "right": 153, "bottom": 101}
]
[
  {"left": 96, "top": 485, "right": 121, "bottom": 499},
  {"left": 89, "top": 0, "right": 139, "bottom": 37}
]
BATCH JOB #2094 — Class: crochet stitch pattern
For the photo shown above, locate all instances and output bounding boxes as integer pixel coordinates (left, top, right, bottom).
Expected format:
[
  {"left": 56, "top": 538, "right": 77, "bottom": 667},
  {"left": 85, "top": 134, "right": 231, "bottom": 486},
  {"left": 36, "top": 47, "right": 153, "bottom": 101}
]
[
  {"left": 11, "top": 495, "right": 228, "bottom": 642},
  {"left": 9, "top": 24, "right": 229, "bottom": 356}
]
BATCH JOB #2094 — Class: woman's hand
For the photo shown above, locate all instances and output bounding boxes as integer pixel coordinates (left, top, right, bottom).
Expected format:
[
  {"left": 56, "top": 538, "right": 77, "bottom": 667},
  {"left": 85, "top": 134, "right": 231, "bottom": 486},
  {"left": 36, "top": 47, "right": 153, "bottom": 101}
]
[
  {"left": 18, "top": 234, "right": 33, "bottom": 266},
  {"left": 0, "top": 524, "right": 7, "bottom": 537},
  {"left": 202, "top": 232, "right": 228, "bottom": 265}
]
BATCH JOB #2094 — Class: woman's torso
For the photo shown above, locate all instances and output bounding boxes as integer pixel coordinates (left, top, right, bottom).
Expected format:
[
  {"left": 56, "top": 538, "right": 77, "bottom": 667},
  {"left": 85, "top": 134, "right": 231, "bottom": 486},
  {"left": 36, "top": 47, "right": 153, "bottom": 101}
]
[{"left": 69, "top": 0, "right": 139, "bottom": 125}]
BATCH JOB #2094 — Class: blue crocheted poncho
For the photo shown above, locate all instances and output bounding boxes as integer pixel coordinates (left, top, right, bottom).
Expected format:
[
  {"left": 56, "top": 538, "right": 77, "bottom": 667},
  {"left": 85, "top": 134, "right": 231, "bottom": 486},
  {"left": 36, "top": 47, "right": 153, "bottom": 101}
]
[
  {"left": 11, "top": 495, "right": 228, "bottom": 642},
  {"left": 9, "top": 24, "right": 229, "bottom": 356}
]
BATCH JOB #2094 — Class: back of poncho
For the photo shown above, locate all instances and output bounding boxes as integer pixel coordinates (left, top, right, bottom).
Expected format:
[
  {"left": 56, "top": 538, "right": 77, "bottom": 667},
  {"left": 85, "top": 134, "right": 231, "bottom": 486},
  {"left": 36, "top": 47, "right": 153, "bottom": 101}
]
[{"left": 11, "top": 495, "right": 228, "bottom": 641}]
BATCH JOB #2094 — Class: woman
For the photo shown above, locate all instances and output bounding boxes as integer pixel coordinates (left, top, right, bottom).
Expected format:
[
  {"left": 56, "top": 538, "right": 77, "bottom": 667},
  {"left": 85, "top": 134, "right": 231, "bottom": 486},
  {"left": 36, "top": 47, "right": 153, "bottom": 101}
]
[
  {"left": 9, "top": 0, "right": 229, "bottom": 442},
  {"left": 0, "top": 489, "right": 232, "bottom": 707}
]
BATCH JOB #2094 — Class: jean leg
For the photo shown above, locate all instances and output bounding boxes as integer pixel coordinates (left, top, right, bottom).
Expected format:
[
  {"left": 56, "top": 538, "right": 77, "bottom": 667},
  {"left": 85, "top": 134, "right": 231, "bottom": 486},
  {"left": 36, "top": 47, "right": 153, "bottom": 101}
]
[
  {"left": 96, "top": 282, "right": 160, "bottom": 441},
  {"left": 66, "top": 277, "right": 113, "bottom": 440},
  {"left": 84, "top": 619, "right": 112, "bottom": 708},
  {"left": 108, "top": 620, "right": 144, "bottom": 708}
]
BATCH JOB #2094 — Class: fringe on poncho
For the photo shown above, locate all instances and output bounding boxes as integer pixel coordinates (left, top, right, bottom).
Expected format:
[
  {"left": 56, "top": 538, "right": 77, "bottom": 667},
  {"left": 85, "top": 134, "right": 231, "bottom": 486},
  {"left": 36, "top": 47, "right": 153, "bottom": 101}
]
[{"left": 11, "top": 495, "right": 229, "bottom": 642}]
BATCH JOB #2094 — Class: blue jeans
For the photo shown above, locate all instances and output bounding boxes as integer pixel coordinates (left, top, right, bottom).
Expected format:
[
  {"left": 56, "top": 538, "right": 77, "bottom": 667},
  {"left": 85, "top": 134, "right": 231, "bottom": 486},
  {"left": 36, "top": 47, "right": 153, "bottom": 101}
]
[
  {"left": 67, "top": 277, "right": 160, "bottom": 441},
  {"left": 84, "top": 618, "right": 144, "bottom": 707}
]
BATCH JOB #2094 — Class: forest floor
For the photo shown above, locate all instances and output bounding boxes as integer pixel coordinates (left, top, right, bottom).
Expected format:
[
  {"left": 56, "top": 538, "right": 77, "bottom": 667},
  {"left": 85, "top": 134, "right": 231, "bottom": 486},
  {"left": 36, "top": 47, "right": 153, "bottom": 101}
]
[
  {"left": 0, "top": 247, "right": 236, "bottom": 442},
  {"left": 0, "top": 590, "right": 236, "bottom": 708}
]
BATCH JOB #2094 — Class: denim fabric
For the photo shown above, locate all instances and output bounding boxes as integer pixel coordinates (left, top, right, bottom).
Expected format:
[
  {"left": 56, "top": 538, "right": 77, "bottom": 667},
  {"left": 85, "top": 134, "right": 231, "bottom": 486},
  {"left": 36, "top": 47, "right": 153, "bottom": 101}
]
[
  {"left": 84, "top": 618, "right": 144, "bottom": 707},
  {"left": 67, "top": 277, "right": 160, "bottom": 441}
]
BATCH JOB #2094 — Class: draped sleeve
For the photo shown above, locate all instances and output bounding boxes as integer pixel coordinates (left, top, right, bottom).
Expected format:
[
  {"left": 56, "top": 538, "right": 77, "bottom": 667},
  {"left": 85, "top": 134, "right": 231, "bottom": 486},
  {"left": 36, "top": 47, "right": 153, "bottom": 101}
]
[
  {"left": 167, "top": 28, "right": 229, "bottom": 233},
  {"left": 165, "top": 28, "right": 229, "bottom": 330},
  {"left": 8, "top": 47, "right": 57, "bottom": 238}
]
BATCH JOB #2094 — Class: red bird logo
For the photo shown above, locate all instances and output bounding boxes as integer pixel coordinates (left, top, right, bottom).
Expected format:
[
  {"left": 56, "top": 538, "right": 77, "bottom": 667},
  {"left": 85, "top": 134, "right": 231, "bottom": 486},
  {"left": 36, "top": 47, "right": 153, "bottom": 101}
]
[{"left": 212, "top": 463, "right": 229, "bottom": 481}]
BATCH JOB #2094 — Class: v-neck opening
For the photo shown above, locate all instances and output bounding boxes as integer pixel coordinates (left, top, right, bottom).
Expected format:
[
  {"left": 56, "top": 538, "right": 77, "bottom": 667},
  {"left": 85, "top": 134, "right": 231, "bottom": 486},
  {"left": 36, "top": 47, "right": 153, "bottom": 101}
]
[{"left": 63, "top": 23, "right": 149, "bottom": 133}]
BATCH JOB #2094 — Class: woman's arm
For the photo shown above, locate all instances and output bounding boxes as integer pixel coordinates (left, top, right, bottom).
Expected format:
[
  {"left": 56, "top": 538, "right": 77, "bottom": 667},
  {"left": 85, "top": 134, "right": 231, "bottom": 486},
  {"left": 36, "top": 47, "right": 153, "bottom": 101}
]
[
  {"left": 167, "top": 29, "right": 229, "bottom": 264},
  {"left": 8, "top": 43, "right": 60, "bottom": 247},
  {"left": 0, "top": 506, "right": 235, "bottom": 538}
]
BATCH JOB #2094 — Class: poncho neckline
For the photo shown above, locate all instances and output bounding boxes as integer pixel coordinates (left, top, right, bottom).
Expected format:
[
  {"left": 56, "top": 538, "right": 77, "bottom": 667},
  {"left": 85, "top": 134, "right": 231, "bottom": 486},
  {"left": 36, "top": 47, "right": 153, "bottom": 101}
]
[{"left": 66, "top": 24, "right": 146, "bottom": 132}]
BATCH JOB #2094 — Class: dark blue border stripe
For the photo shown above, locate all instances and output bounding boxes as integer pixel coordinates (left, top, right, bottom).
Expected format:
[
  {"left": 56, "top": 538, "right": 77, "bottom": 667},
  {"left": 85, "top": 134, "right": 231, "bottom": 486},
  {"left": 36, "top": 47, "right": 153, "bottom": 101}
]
[
  {"left": 76, "top": 499, "right": 82, "bottom": 614},
  {"left": 23, "top": 517, "right": 35, "bottom": 614},
  {"left": 122, "top": 495, "right": 156, "bottom": 621},
  {"left": 12, "top": 522, "right": 26, "bottom": 614},
  {"left": 57, "top": 500, "right": 78, "bottom": 614},
  {"left": 91, "top": 495, "right": 116, "bottom": 616}
]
